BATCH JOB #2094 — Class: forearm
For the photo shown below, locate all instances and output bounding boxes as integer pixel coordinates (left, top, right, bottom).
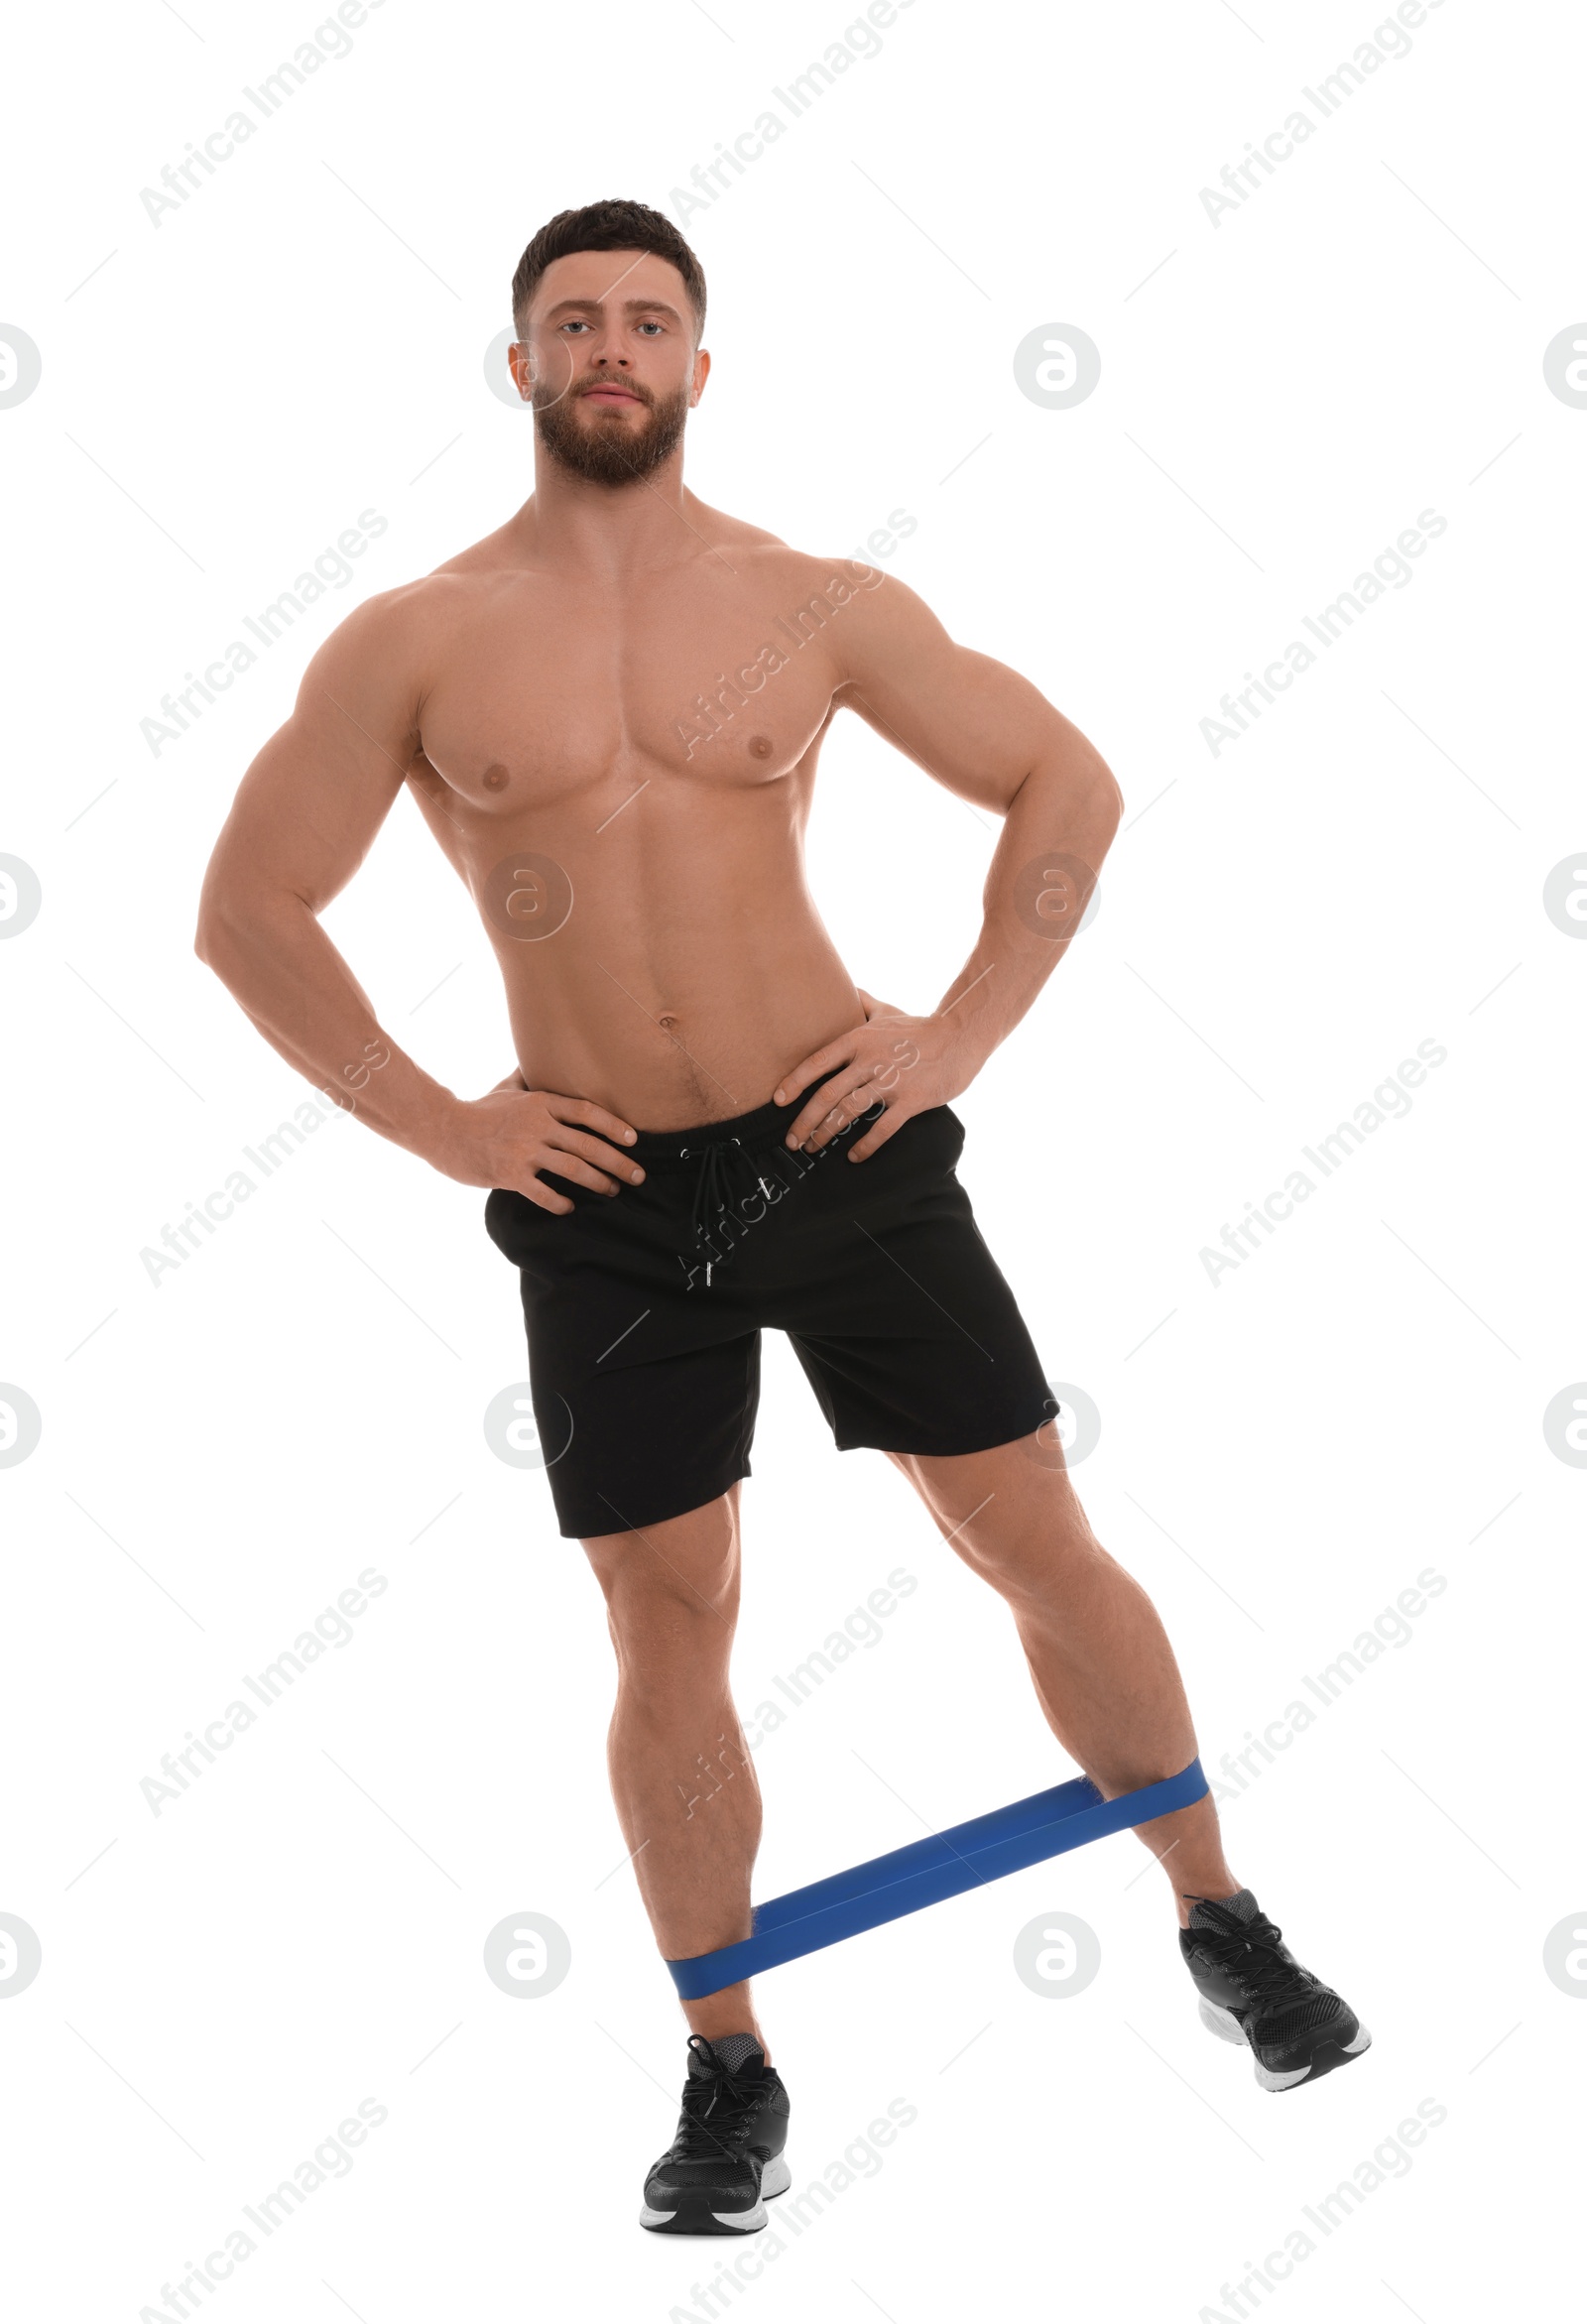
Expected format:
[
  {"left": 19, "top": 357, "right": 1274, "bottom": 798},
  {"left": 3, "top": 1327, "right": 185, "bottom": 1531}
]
[
  {"left": 934, "top": 743, "right": 1122, "bottom": 1063},
  {"left": 195, "top": 892, "right": 457, "bottom": 1161}
]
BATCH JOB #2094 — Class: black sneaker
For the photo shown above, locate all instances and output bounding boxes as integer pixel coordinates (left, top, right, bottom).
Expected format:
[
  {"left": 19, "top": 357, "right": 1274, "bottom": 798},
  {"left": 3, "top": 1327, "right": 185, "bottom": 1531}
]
[
  {"left": 639, "top": 2033, "right": 793, "bottom": 2235},
  {"left": 1180, "top": 1889, "right": 1371, "bottom": 2092}
]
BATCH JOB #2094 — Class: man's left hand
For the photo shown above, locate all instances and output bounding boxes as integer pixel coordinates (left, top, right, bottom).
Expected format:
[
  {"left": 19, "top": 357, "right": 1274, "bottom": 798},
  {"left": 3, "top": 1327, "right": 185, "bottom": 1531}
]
[{"left": 773, "top": 990, "right": 980, "bottom": 1161}]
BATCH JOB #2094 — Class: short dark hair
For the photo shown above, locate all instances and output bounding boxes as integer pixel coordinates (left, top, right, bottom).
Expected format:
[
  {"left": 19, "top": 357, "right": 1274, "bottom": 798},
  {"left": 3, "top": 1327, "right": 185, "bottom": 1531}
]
[{"left": 511, "top": 199, "right": 707, "bottom": 342}]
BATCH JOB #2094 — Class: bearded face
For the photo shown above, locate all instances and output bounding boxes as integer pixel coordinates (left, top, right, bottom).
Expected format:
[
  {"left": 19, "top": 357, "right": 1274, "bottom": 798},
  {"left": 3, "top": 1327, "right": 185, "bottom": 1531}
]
[{"left": 532, "top": 372, "right": 691, "bottom": 487}]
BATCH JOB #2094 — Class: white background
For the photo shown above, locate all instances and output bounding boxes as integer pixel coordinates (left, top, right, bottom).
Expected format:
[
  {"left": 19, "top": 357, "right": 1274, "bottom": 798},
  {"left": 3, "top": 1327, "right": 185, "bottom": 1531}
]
[{"left": 2, "top": 0, "right": 1580, "bottom": 2316}]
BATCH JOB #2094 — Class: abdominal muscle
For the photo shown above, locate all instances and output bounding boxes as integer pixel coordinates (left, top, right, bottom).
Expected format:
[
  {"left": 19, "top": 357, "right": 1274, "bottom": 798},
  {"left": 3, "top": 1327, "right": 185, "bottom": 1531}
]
[{"left": 465, "top": 775, "right": 863, "bottom": 1133}]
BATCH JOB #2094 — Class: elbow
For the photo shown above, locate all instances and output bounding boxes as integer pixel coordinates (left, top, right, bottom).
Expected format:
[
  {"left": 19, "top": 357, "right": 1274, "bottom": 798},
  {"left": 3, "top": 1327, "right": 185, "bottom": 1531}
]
[
  {"left": 193, "top": 884, "right": 227, "bottom": 970},
  {"left": 194, "top": 881, "right": 310, "bottom": 980},
  {"left": 193, "top": 854, "right": 228, "bottom": 967},
  {"left": 192, "top": 884, "right": 250, "bottom": 978},
  {"left": 1082, "top": 749, "right": 1125, "bottom": 849}
]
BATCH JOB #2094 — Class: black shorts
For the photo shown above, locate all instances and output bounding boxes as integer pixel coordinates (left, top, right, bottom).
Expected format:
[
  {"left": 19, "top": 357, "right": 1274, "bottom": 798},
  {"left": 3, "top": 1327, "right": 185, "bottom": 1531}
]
[{"left": 483, "top": 1084, "right": 1055, "bottom": 1539}]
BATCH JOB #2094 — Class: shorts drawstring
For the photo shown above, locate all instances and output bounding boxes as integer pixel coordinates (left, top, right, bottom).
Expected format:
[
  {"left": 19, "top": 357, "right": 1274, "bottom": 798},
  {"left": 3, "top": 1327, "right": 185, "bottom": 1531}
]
[{"left": 680, "top": 1135, "right": 776, "bottom": 1287}]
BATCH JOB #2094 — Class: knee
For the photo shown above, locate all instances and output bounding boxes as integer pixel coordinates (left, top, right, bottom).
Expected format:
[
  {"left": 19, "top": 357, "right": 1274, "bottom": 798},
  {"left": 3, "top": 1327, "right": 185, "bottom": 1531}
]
[
  {"left": 584, "top": 1497, "right": 741, "bottom": 1659},
  {"left": 951, "top": 1499, "right": 1109, "bottom": 1605}
]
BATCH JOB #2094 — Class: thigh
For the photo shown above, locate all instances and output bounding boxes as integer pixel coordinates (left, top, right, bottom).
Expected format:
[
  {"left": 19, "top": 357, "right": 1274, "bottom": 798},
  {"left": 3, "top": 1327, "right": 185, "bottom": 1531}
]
[
  {"left": 779, "top": 1106, "right": 1056, "bottom": 1460},
  {"left": 888, "top": 1425, "right": 1099, "bottom": 1593},
  {"left": 541, "top": 1327, "right": 762, "bottom": 1543},
  {"left": 485, "top": 1185, "right": 764, "bottom": 1540}
]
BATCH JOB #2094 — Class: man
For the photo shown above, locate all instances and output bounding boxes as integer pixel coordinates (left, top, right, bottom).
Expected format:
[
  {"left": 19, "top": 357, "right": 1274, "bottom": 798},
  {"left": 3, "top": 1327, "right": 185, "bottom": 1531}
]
[{"left": 195, "top": 198, "right": 1369, "bottom": 2239}]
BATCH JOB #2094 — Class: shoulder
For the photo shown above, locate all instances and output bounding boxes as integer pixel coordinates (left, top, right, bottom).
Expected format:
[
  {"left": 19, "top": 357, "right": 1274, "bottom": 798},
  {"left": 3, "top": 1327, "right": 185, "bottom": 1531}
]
[
  {"left": 282, "top": 570, "right": 496, "bottom": 747},
  {"left": 712, "top": 531, "right": 949, "bottom": 690},
  {"left": 683, "top": 499, "right": 791, "bottom": 559},
  {"left": 426, "top": 513, "right": 530, "bottom": 578},
  {"left": 712, "top": 521, "right": 931, "bottom": 629},
  {"left": 794, "top": 552, "right": 947, "bottom": 687},
  {"left": 675, "top": 499, "right": 893, "bottom": 602},
  {"left": 303, "top": 565, "right": 495, "bottom": 679}
]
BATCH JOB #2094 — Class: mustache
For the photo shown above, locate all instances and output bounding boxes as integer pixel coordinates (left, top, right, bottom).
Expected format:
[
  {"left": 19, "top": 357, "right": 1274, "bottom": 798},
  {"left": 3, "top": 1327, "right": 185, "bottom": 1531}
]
[{"left": 575, "top": 376, "right": 653, "bottom": 406}]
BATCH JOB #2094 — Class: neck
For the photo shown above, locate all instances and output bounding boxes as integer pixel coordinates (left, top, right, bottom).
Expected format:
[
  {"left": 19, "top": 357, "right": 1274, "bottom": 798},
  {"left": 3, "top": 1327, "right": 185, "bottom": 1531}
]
[{"left": 513, "top": 445, "right": 698, "bottom": 577}]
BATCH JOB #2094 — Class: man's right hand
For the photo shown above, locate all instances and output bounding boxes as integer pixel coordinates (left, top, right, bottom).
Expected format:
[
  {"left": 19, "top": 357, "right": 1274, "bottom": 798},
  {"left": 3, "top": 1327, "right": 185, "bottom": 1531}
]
[{"left": 435, "top": 1080, "right": 645, "bottom": 1212}]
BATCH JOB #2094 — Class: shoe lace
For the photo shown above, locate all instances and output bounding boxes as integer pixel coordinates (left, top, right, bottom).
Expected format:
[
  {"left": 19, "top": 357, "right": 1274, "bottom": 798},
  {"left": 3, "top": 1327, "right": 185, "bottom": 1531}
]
[
  {"left": 674, "top": 2035, "right": 764, "bottom": 2162},
  {"left": 1192, "top": 1902, "right": 1319, "bottom": 2012}
]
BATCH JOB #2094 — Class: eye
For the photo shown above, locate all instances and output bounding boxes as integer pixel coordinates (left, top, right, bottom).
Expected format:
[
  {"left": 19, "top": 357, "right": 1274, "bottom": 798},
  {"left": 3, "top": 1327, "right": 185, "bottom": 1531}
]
[
  {"left": 637, "top": 320, "right": 664, "bottom": 335},
  {"left": 559, "top": 319, "right": 593, "bottom": 335}
]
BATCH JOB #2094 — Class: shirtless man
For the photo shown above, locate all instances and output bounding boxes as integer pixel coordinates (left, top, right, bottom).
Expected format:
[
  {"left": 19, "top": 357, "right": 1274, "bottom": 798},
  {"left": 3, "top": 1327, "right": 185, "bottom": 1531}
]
[{"left": 195, "top": 198, "right": 1368, "bottom": 2238}]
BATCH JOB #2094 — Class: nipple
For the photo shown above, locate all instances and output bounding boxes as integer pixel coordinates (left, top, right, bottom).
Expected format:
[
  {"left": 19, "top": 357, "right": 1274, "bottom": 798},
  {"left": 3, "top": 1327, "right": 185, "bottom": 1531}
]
[
  {"left": 482, "top": 763, "right": 510, "bottom": 792},
  {"left": 748, "top": 735, "right": 774, "bottom": 761}
]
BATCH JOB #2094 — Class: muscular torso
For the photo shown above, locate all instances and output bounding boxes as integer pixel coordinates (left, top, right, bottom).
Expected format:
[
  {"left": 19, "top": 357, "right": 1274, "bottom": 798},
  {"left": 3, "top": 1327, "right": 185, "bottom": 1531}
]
[{"left": 401, "top": 509, "right": 872, "bottom": 1130}]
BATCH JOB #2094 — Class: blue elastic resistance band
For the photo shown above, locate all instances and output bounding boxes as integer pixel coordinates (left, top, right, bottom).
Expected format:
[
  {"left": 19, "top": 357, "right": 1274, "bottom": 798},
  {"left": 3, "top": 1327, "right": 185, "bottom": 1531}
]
[{"left": 666, "top": 1754, "right": 1209, "bottom": 1999}]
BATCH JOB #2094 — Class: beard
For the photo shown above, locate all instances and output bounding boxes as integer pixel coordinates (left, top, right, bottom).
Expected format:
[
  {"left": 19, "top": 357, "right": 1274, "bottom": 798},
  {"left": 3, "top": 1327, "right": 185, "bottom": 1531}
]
[{"left": 533, "top": 376, "right": 690, "bottom": 487}]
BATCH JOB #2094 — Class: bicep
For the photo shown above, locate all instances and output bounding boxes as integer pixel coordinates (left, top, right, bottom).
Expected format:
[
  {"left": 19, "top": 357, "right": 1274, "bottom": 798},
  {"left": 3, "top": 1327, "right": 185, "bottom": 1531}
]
[
  {"left": 833, "top": 575, "right": 1099, "bottom": 814},
  {"left": 201, "top": 595, "right": 424, "bottom": 917}
]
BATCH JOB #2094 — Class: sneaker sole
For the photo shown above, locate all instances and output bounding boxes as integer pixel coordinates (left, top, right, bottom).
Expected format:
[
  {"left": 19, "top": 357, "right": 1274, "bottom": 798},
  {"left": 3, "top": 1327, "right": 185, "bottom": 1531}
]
[
  {"left": 640, "top": 2152, "right": 792, "bottom": 2235},
  {"left": 1198, "top": 1998, "right": 1373, "bottom": 2090}
]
